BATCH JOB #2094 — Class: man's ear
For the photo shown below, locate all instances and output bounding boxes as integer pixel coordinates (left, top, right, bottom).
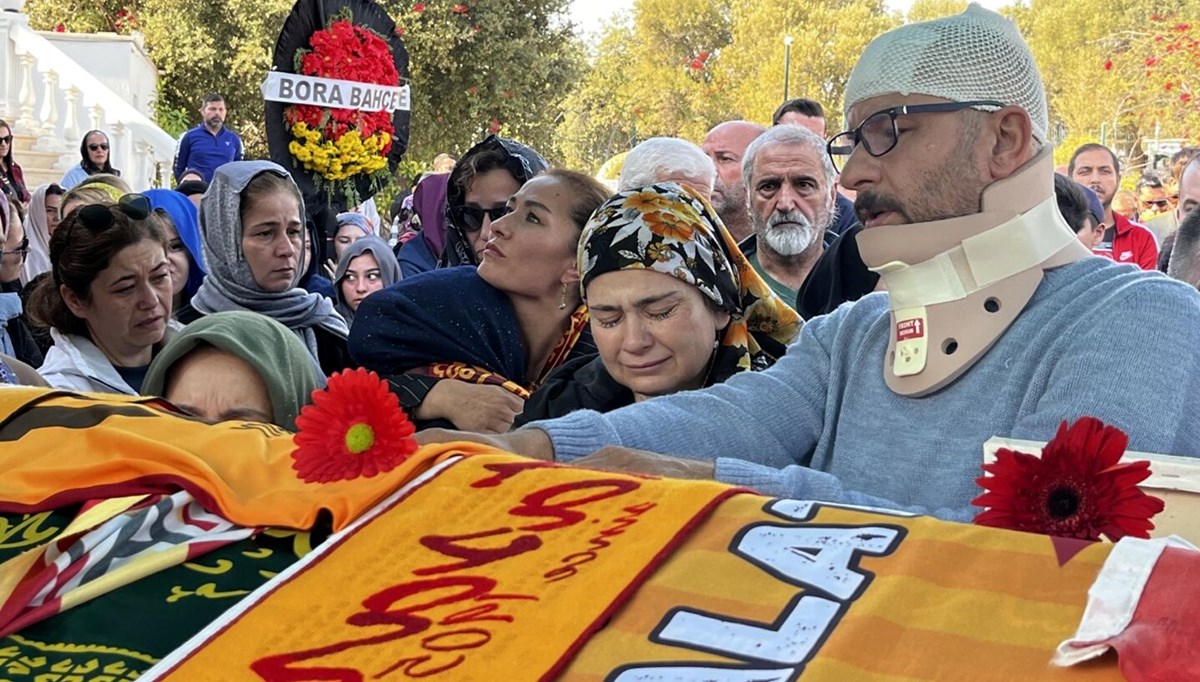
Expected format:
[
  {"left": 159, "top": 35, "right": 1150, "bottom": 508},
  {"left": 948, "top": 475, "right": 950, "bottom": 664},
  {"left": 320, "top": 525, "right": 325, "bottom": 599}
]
[{"left": 986, "top": 105, "right": 1036, "bottom": 181}]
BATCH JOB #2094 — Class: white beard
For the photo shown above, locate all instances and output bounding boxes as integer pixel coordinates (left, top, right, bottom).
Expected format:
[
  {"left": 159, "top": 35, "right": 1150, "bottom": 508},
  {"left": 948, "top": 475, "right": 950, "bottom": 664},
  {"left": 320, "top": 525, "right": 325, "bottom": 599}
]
[{"left": 761, "top": 212, "right": 818, "bottom": 256}]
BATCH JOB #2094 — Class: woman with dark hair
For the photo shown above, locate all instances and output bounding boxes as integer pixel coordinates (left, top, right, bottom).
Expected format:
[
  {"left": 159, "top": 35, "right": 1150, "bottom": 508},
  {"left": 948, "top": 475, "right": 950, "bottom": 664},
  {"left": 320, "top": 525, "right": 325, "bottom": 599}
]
[
  {"left": 0, "top": 119, "right": 30, "bottom": 205},
  {"left": 188, "top": 160, "right": 349, "bottom": 377},
  {"left": 438, "top": 135, "right": 549, "bottom": 267},
  {"left": 60, "top": 130, "right": 122, "bottom": 190},
  {"left": 351, "top": 169, "right": 609, "bottom": 433},
  {"left": 30, "top": 194, "right": 175, "bottom": 394}
]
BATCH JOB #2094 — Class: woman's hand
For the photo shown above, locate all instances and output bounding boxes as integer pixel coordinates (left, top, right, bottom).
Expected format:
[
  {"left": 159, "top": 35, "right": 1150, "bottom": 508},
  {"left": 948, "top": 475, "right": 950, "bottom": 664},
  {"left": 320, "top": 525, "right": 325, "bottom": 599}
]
[
  {"left": 416, "top": 380, "right": 525, "bottom": 434},
  {"left": 323, "top": 258, "right": 337, "bottom": 280}
]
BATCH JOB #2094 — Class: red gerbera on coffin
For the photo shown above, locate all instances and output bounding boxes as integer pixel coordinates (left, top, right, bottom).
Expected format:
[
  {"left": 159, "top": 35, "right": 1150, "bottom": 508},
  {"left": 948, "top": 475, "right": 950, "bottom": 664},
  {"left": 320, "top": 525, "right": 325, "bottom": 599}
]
[
  {"left": 973, "top": 417, "right": 1165, "bottom": 541},
  {"left": 292, "top": 368, "right": 417, "bottom": 484}
]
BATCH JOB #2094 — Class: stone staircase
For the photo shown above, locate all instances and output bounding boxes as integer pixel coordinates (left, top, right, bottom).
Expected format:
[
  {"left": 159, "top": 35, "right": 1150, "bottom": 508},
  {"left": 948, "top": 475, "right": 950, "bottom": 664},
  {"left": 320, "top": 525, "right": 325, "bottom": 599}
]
[
  {"left": 11, "top": 131, "right": 65, "bottom": 188},
  {"left": 0, "top": 10, "right": 175, "bottom": 190}
]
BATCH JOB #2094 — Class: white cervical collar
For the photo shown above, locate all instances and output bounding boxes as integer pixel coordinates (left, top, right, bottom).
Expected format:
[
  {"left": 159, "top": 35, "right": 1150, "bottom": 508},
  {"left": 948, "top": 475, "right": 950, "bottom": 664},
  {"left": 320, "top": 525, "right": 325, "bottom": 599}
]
[{"left": 857, "top": 150, "right": 1093, "bottom": 397}]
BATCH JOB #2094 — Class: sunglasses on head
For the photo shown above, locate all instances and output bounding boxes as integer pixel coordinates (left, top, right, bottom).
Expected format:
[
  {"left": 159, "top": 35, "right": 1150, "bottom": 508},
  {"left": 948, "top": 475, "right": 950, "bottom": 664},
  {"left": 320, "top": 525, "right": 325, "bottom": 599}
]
[
  {"left": 73, "top": 192, "right": 151, "bottom": 231},
  {"left": 449, "top": 204, "right": 510, "bottom": 232},
  {"left": 88, "top": 143, "right": 109, "bottom": 152}
]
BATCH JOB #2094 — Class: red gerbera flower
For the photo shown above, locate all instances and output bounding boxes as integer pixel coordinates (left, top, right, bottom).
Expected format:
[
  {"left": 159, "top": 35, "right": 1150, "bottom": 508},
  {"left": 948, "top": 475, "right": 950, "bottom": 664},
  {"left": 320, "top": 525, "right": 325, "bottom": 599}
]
[
  {"left": 292, "top": 369, "right": 417, "bottom": 484},
  {"left": 972, "top": 417, "right": 1165, "bottom": 542}
]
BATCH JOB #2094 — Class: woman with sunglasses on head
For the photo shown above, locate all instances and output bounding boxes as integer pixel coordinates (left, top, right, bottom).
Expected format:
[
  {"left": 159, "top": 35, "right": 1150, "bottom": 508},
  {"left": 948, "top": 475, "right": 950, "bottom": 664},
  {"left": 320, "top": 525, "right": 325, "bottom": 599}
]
[
  {"left": 60, "top": 131, "right": 122, "bottom": 191},
  {"left": 187, "top": 160, "right": 350, "bottom": 377},
  {"left": 350, "top": 169, "right": 609, "bottom": 433},
  {"left": 438, "top": 135, "right": 549, "bottom": 267},
  {"left": 0, "top": 120, "right": 30, "bottom": 206},
  {"left": 29, "top": 194, "right": 175, "bottom": 394}
]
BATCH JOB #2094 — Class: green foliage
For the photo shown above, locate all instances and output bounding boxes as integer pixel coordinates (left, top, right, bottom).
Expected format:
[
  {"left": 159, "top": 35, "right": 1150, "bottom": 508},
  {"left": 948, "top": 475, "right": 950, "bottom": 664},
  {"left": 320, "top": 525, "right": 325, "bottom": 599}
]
[
  {"left": 382, "top": 0, "right": 586, "bottom": 166},
  {"left": 28, "top": 0, "right": 584, "bottom": 168},
  {"left": 557, "top": 0, "right": 897, "bottom": 172}
]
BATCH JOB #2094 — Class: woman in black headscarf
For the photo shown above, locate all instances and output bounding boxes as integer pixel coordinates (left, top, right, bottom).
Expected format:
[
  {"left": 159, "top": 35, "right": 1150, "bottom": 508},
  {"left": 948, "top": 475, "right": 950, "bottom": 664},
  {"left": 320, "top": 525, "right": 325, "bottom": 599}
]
[{"left": 438, "top": 135, "right": 549, "bottom": 267}]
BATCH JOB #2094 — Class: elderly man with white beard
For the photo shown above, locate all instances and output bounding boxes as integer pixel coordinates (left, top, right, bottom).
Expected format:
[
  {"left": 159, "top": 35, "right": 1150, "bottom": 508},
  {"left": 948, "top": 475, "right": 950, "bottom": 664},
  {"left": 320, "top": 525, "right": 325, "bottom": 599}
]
[{"left": 741, "top": 125, "right": 837, "bottom": 308}]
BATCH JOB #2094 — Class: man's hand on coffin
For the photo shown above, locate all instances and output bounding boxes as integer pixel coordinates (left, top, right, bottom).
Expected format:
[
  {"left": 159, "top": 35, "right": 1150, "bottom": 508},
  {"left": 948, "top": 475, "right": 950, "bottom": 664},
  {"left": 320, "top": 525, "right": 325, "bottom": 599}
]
[
  {"left": 570, "top": 447, "right": 716, "bottom": 480},
  {"left": 416, "top": 426, "right": 555, "bottom": 461}
]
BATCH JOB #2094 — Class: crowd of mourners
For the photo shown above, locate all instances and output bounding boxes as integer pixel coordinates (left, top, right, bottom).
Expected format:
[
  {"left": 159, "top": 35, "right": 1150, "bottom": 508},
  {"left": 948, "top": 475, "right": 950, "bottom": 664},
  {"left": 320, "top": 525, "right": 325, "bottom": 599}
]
[{"left": 1, "top": 4, "right": 1199, "bottom": 522}]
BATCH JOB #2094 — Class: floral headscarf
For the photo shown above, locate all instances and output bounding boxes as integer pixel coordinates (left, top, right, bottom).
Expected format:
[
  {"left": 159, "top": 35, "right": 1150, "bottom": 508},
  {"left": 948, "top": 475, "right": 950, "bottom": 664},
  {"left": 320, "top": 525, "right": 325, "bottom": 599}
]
[{"left": 579, "top": 182, "right": 801, "bottom": 382}]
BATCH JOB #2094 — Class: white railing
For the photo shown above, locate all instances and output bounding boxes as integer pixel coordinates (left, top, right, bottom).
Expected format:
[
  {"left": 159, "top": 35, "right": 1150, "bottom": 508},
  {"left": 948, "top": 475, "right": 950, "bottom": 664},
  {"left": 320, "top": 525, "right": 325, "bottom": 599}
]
[{"left": 0, "top": 11, "right": 174, "bottom": 190}]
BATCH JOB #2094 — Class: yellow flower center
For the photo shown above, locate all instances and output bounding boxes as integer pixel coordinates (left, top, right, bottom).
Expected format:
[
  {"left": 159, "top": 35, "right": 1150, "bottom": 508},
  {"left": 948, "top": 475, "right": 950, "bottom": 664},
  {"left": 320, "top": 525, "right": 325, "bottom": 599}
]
[{"left": 344, "top": 423, "right": 375, "bottom": 454}]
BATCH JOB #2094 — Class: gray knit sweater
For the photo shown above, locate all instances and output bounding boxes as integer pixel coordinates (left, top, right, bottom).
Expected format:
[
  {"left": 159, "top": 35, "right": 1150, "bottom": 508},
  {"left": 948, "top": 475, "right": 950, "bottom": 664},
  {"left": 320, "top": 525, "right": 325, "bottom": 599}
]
[{"left": 530, "top": 257, "right": 1200, "bottom": 521}]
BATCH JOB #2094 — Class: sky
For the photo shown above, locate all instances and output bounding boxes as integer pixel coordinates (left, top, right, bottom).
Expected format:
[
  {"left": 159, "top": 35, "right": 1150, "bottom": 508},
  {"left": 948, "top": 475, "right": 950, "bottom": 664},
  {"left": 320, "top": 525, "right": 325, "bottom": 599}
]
[{"left": 568, "top": 0, "right": 1012, "bottom": 38}]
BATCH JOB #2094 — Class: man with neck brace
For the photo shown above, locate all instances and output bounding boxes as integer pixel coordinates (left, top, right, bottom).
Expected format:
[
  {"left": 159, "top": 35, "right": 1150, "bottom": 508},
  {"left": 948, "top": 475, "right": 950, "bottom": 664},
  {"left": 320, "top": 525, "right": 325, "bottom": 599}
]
[{"left": 418, "top": 5, "right": 1200, "bottom": 520}]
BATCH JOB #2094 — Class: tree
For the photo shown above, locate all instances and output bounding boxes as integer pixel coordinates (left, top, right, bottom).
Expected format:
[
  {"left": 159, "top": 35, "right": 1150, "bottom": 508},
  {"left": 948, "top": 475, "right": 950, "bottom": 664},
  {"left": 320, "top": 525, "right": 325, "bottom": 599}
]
[
  {"left": 716, "top": 0, "right": 898, "bottom": 127},
  {"left": 557, "top": 0, "right": 898, "bottom": 172},
  {"left": 27, "top": 0, "right": 585, "bottom": 167},
  {"left": 382, "top": 0, "right": 586, "bottom": 166},
  {"left": 1017, "top": 0, "right": 1198, "bottom": 172},
  {"left": 905, "top": 0, "right": 968, "bottom": 23}
]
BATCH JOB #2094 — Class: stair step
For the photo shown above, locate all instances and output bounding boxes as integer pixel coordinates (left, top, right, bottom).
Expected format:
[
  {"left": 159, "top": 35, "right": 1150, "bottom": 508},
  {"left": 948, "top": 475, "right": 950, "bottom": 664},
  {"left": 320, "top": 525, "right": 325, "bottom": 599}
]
[{"left": 23, "top": 169, "right": 64, "bottom": 188}]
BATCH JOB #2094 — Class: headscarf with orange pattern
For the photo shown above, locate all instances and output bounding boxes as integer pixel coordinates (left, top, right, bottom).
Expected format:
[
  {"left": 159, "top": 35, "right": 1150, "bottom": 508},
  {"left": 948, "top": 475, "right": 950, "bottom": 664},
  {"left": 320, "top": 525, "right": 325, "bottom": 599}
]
[{"left": 578, "top": 182, "right": 801, "bottom": 383}]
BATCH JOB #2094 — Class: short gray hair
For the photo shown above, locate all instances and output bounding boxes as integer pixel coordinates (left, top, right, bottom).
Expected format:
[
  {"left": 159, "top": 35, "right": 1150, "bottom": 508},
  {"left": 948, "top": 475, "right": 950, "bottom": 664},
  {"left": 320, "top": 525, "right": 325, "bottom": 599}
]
[
  {"left": 619, "top": 137, "right": 716, "bottom": 192},
  {"left": 742, "top": 124, "right": 835, "bottom": 191}
]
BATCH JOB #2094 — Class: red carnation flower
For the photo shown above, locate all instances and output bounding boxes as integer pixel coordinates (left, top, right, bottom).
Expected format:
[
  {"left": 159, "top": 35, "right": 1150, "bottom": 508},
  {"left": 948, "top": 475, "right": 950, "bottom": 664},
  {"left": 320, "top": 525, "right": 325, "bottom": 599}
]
[
  {"left": 452, "top": 4, "right": 469, "bottom": 14},
  {"left": 54, "top": 23, "right": 65, "bottom": 32},
  {"left": 412, "top": 2, "right": 425, "bottom": 12},
  {"left": 973, "top": 417, "right": 1164, "bottom": 542},
  {"left": 1183, "top": 93, "right": 1194, "bottom": 104},
  {"left": 1103, "top": 59, "right": 1113, "bottom": 71},
  {"left": 488, "top": 117, "right": 502, "bottom": 133},
  {"left": 292, "top": 369, "right": 417, "bottom": 484}
]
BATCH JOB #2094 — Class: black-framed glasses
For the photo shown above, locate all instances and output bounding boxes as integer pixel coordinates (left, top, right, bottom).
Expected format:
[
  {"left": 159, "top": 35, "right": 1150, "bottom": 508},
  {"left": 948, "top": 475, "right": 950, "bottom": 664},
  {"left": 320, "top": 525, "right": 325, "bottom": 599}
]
[
  {"left": 826, "top": 100, "right": 1005, "bottom": 173},
  {"left": 88, "top": 143, "right": 109, "bottom": 152},
  {"left": 449, "top": 204, "right": 510, "bottom": 232},
  {"left": 2, "top": 237, "right": 28, "bottom": 260}
]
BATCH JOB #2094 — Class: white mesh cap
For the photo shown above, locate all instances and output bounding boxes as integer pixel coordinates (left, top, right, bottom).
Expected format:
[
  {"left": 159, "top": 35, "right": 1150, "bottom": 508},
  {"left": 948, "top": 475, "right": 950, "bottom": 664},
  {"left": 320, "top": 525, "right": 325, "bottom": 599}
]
[{"left": 844, "top": 3, "right": 1047, "bottom": 143}]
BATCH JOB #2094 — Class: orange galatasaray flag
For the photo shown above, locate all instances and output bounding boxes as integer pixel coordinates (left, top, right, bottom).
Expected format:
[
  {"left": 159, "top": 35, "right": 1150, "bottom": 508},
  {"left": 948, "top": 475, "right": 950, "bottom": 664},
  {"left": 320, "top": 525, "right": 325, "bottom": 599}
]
[{"left": 0, "top": 388, "right": 488, "bottom": 531}]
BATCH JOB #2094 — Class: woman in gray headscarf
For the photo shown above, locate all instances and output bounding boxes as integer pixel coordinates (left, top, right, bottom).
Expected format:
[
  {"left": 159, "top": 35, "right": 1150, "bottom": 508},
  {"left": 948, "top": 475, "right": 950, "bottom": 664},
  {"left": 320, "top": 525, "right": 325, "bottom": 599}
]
[
  {"left": 187, "top": 160, "right": 351, "bottom": 377},
  {"left": 332, "top": 236, "right": 400, "bottom": 329}
]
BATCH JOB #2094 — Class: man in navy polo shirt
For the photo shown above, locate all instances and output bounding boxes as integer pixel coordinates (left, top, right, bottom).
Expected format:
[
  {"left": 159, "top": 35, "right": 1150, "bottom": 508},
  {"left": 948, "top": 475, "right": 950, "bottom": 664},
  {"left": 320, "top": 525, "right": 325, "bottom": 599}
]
[{"left": 173, "top": 93, "right": 244, "bottom": 183}]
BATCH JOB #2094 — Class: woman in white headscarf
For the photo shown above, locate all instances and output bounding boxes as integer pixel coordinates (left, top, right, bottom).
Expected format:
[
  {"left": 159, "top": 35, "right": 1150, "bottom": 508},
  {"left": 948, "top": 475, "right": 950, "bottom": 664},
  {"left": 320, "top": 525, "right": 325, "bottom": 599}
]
[{"left": 21, "top": 183, "right": 63, "bottom": 285}]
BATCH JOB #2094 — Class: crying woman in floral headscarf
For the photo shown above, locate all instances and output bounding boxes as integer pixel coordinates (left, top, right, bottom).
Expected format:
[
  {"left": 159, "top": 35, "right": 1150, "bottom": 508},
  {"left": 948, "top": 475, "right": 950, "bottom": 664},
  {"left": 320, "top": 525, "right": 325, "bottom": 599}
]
[{"left": 515, "top": 182, "right": 801, "bottom": 426}]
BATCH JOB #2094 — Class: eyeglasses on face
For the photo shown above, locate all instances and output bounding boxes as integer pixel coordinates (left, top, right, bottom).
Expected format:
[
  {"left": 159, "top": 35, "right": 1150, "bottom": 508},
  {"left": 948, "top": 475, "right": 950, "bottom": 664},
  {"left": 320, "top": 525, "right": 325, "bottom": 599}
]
[
  {"left": 826, "top": 100, "right": 1006, "bottom": 173},
  {"left": 88, "top": 143, "right": 109, "bottom": 152},
  {"left": 2, "top": 238, "right": 29, "bottom": 260},
  {"left": 450, "top": 204, "right": 511, "bottom": 232},
  {"left": 0, "top": 136, "right": 11, "bottom": 145}
]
